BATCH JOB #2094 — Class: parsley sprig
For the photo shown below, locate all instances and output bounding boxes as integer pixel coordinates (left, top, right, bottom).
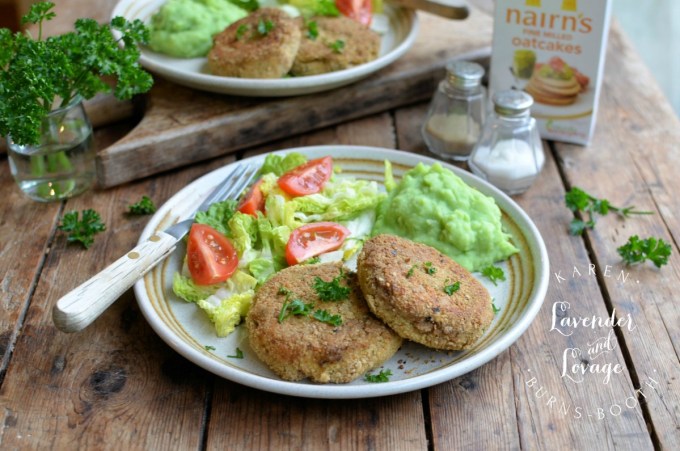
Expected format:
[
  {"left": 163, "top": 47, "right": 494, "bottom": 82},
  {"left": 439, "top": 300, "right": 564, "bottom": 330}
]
[
  {"left": 312, "top": 309, "right": 342, "bottom": 327},
  {"left": 617, "top": 235, "right": 671, "bottom": 268},
  {"left": 328, "top": 39, "right": 345, "bottom": 54},
  {"left": 481, "top": 266, "right": 505, "bottom": 286},
  {"left": 312, "top": 271, "right": 350, "bottom": 301},
  {"left": 127, "top": 195, "right": 157, "bottom": 215},
  {"left": 444, "top": 281, "right": 460, "bottom": 295},
  {"left": 227, "top": 347, "right": 244, "bottom": 359},
  {"left": 364, "top": 369, "right": 392, "bottom": 383},
  {"left": 565, "top": 187, "right": 652, "bottom": 235},
  {"left": 278, "top": 298, "right": 314, "bottom": 323},
  {"left": 277, "top": 286, "right": 344, "bottom": 326},
  {"left": 0, "top": 1, "right": 152, "bottom": 146},
  {"left": 57, "top": 209, "right": 106, "bottom": 249}
]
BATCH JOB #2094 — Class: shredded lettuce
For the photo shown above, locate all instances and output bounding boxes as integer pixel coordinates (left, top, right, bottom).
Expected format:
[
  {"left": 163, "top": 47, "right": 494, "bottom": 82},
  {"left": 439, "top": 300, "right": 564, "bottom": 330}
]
[
  {"left": 286, "top": 0, "right": 340, "bottom": 17},
  {"left": 173, "top": 270, "right": 257, "bottom": 337},
  {"left": 290, "top": 177, "right": 385, "bottom": 223},
  {"left": 227, "top": 212, "right": 257, "bottom": 258},
  {"left": 197, "top": 291, "right": 254, "bottom": 337},
  {"left": 194, "top": 199, "right": 238, "bottom": 236},
  {"left": 383, "top": 160, "right": 396, "bottom": 193},
  {"left": 259, "top": 152, "right": 307, "bottom": 176}
]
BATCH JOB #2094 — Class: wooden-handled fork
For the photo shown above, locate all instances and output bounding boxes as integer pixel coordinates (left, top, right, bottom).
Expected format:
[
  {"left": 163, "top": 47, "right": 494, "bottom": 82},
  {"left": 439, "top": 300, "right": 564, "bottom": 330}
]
[{"left": 52, "top": 162, "right": 258, "bottom": 333}]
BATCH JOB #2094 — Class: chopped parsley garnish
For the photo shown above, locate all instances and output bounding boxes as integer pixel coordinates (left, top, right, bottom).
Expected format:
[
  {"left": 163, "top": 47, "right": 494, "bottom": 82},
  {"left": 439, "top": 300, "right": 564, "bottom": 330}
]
[
  {"left": 329, "top": 39, "right": 345, "bottom": 54},
  {"left": 481, "top": 265, "right": 505, "bottom": 286},
  {"left": 57, "top": 209, "right": 106, "bottom": 249},
  {"left": 227, "top": 347, "right": 244, "bottom": 359},
  {"left": 278, "top": 299, "right": 314, "bottom": 323},
  {"left": 278, "top": 286, "right": 292, "bottom": 296},
  {"left": 306, "top": 20, "right": 318, "bottom": 40},
  {"left": 424, "top": 262, "right": 436, "bottom": 275},
  {"left": 257, "top": 19, "right": 274, "bottom": 36},
  {"left": 312, "top": 271, "right": 350, "bottom": 301},
  {"left": 303, "top": 256, "right": 321, "bottom": 265},
  {"left": 236, "top": 24, "right": 248, "bottom": 40},
  {"left": 492, "top": 302, "right": 500, "bottom": 314},
  {"left": 312, "top": 309, "right": 342, "bottom": 326},
  {"left": 406, "top": 264, "right": 417, "bottom": 278},
  {"left": 364, "top": 369, "right": 392, "bottom": 383},
  {"left": 127, "top": 195, "right": 156, "bottom": 215},
  {"left": 565, "top": 187, "right": 652, "bottom": 235},
  {"left": 204, "top": 345, "right": 216, "bottom": 351},
  {"left": 444, "top": 282, "right": 460, "bottom": 295},
  {"left": 617, "top": 235, "right": 671, "bottom": 268}
]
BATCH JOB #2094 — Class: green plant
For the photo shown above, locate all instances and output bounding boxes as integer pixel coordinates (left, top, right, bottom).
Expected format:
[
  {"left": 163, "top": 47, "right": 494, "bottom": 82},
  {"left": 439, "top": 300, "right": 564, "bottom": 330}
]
[{"left": 0, "top": 1, "right": 152, "bottom": 146}]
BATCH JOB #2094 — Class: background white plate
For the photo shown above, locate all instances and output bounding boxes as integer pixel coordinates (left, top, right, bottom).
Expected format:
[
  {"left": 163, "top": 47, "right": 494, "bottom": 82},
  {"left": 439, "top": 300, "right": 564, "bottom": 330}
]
[
  {"left": 111, "top": 0, "right": 418, "bottom": 96},
  {"left": 134, "top": 146, "right": 549, "bottom": 399}
]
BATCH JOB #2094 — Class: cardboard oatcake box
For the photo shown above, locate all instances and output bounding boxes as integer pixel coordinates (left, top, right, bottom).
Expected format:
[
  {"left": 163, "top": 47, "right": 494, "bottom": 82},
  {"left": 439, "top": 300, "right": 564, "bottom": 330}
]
[{"left": 489, "top": 0, "right": 614, "bottom": 145}]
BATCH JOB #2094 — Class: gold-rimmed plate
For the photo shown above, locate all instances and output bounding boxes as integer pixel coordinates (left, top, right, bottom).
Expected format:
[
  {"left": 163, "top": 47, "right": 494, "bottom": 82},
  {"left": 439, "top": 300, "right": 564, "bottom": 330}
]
[
  {"left": 133, "top": 146, "right": 549, "bottom": 398},
  {"left": 111, "top": 0, "right": 418, "bottom": 96}
]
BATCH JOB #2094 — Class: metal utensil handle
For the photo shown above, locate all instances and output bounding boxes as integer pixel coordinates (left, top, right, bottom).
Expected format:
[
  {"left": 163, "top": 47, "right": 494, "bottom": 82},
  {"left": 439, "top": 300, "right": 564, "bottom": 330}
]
[
  {"left": 52, "top": 231, "right": 178, "bottom": 333},
  {"left": 389, "top": 0, "right": 469, "bottom": 20}
]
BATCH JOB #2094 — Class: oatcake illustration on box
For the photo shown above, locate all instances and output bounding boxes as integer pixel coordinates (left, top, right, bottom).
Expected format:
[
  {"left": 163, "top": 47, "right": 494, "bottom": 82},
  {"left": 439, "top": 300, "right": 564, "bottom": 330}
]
[{"left": 525, "top": 56, "right": 589, "bottom": 106}]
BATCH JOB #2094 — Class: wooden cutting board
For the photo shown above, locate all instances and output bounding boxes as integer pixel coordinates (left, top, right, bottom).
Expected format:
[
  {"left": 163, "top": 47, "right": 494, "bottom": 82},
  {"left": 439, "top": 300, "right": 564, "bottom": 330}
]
[{"left": 96, "top": 9, "right": 493, "bottom": 187}]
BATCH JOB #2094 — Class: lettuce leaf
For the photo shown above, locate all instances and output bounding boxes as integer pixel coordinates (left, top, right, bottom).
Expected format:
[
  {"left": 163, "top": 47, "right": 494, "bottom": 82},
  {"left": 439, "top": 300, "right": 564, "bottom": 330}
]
[
  {"left": 173, "top": 270, "right": 257, "bottom": 336},
  {"left": 227, "top": 212, "right": 257, "bottom": 259},
  {"left": 259, "top": 152, "right": 307, "bottom": 176},
  {"left": 290, "top": 177, "right": 385, "bottom": 223},
  {"left": 197, "top": 291, "right": 254, "bottom": 337},
  {"left": 194, "top": 199, "right": 238, "bottom": 236}
]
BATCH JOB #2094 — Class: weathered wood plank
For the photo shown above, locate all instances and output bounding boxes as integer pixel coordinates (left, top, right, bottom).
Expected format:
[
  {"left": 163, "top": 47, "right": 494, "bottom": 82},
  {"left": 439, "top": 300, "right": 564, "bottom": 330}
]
[
  {"left": 0, "top": 159, "right": 61, "bottom": 382},
  {"left": 210, "top": 382, "right": 427, "bottom": 450},
  {"left": 394, "top": 102, "right": 653, "bottom": 448},
  {"left": 510, "top": 149, "right": 652, "bottom": 449},
  {"left": 553, "top": 25, "right": 680, "bottom": 450},
  {"left": 206, "top": 114, "right": 427, "bottom": 450},
  {"left": 0, "top": 136, "right": 238, "bottom": 449}
]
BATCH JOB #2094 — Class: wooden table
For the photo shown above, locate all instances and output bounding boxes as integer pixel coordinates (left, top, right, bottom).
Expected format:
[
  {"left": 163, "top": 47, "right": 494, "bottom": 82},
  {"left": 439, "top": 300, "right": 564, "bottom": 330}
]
[{"left": 1, "top": 1, "right": 679, "bottom": 449}]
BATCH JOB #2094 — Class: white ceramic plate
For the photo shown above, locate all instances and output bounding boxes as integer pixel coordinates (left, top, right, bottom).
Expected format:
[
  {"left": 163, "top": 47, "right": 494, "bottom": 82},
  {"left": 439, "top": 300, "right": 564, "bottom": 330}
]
[
  {"left": 111, "top": 0, "right": 418, "bottom": 96},
  {"left": 134, "top": 146, "right": 549, "bottom": 398}
]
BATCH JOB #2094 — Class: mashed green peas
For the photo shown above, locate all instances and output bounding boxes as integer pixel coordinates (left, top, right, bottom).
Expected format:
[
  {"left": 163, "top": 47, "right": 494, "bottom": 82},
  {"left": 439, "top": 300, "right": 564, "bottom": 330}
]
[
  {"left": 372, "top": 163, "right": 518, "bottom": 272},
  {"left": 148, "top": 0, "right": 248, "bottom": 58}
]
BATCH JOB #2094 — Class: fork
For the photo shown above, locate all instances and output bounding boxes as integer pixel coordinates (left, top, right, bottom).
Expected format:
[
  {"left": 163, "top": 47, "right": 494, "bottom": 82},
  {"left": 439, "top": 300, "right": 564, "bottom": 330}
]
[{"left": 52, "top": 162, "right": 258, "bottom": 333}]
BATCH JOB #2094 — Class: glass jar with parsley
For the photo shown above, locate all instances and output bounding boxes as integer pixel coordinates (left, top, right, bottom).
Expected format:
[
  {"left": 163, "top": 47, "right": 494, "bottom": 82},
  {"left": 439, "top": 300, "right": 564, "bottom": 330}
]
[
  {"left": 0, "top": 1, "right": 152, "bottom": 202},
  {"left": 7, "top": 96, "right": 94, "bottom": 201}
]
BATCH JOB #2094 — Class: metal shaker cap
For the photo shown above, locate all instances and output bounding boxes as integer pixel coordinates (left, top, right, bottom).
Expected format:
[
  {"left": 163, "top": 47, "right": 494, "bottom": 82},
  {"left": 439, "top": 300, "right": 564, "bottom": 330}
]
[
  {"left": 493, "top": 90, "right": 534, "bottom": 116},
  {"left": 445, "top": 61, "right": 485, "bottom": 89}
]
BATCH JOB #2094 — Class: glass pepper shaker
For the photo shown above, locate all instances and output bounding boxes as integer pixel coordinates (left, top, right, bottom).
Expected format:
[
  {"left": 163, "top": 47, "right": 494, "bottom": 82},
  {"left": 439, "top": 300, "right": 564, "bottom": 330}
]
[
  {"left": 468, "top": 90, "right": 545, "bottom": 195},
  {"left": 422, "top": 61, "right": 486, "bottom": 161}
]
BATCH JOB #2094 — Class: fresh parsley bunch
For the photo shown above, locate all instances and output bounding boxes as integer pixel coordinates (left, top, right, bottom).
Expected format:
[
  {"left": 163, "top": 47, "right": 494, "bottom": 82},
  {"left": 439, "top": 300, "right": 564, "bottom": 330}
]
[
  {"left": 57, "top": 209, "right": 106, "bottom": 249},
  {"left": 617, "top": 235, "right": 671, "bottom": 268},
  {"left": 0, "top": 1, "right": 153, "bottom": 146},
  {"left": 565, "top": 187, "right": 652, "bottom": 235}
]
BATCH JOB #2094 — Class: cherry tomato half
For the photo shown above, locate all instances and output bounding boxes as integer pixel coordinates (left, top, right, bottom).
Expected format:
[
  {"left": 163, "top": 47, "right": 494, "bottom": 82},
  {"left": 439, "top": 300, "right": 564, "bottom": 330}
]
[
  {"left": 277, "top": 156, "right": 333, "bottom": 197},
  {"left": 336, "top": 0, "right": 372, "bottom": 26},
  {"left": 285, "top": 222, "right": 351, "bottom": 266},
  {"left": 187, "top": 224, "right": 239, "bottom": 285},
  {"left": 237, "top": 179, "right": 265, "bottom": 216}
]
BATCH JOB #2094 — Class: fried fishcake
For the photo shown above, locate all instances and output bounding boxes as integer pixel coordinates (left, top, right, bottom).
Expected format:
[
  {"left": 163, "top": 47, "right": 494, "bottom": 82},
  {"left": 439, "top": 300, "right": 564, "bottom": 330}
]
[
  {"left": 357, "top": 235, "right": 494, "bottom": 351},
  {"left": 246, "top": 262, "right": 402, "bottom": 383},
  {"left": 291, "top": 16, "right": 380, "bottom": 76},
  {"left": 208, "top": 8, "right": 301, "bottom": 78}
]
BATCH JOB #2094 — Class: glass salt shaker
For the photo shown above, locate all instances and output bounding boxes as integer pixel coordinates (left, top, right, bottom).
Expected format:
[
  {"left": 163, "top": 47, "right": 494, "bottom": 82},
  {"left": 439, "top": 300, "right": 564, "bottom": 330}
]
[
  {"left": 468, "top": 90, "right": 545, "bottom": 195},
  {"left": 422, "top": 61, "right": 486, "bottom": 161}
]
